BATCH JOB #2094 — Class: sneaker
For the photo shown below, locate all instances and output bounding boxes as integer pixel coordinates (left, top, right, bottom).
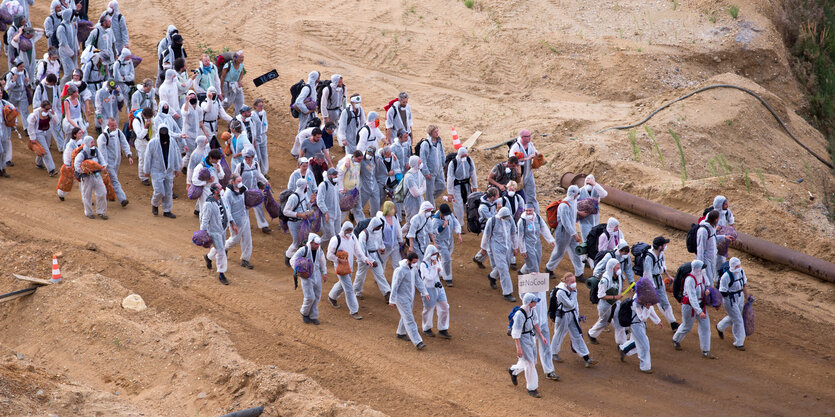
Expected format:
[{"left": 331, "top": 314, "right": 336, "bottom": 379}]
[
  {"left": 204, "top": 254, "right": 213, "bottom": 270},
  {"left": 488, "top": 274, "right": 497, "bottom": 289},
  {"left": 575, "top": 274, "right": 585, "bottom": 283},
  {"left": 58, "top": 195, "right": 64, "bottom": 201},
  {"left": 670, "top": 322, "right": 680, "bottom": 332},
  {"left": 588, "top": 334, "right": 599, "bottom": 345},
  {"left": 356, "top": 293, "right": 365, "bottom": 300},
  {"left": 545, "top": 269, "right": 554, "bottom": 279},
  {"left": 311, "top": 318, "right": 320, "bottom": 325},
  {"left": 141, "top": 179, "right": 150, "bottom": 186},
  {"left": 503, "top": 294, "right": 517, "bottom": 303},
  {"left": 510, "top": 263, "right": 517, "bottom": 271},
  {"left": 620, "top": 348, "right": 626, "bottom": 362},
  {"left": 181, "top": 167, "right": 187, "bottom": 175},
  {"left": 673, "top": 341, "right": 682, "bottom": 351},
  {"left": 48, "top": 170, "right": 57, "bottom": 177},
  {"left": 423, "top": 329, "right": 435, "bottom": 337},
  {"left": 527, "top": 389, "right": 541, "bottom": 398},
  {"left": 702, "top": 351, "right": 717, "bottom": 359},
  {"left": 716, "top": 325, "right": 724, "bottom": 340},
  {"left": 218, "top": 273, "right": 229, "bottom": 285},
  {"left": 734, "top": 345, "right": 746, "bottom": 351},
  {"left": 172, "top": 193, "right": 178, "bottom": 199},
  {"left": 438, "top": 330, "right": 451, "bottom": 339},
  {"left": 302, "top": 315, "right": 311, "bottom": 324},
  {"left": 163, "top": 212, "right": 176, "bottom": 219},
  {"left": 552, "top": 354, "right": 563, "bottom": 363},
  {"left": 384, "top": 291, "right": 391, "bottom": 303},
  {"left": 445, "top": 280, "right": 453, "bottom": 287},
  {"left": 641, "top": 369, "right": 654, "bottom": 374},
  {"left": 350, "top": 313, "right": 363, "bottom": 320},
  {"left": 194, "top": 209, "right": 200, "bottom": 216},
  {"left": 284, "top": 256, "right": 291, "bottom": 267},
  {"left": 0, "top": 170, "right": 7, "bottom": 178},
  {"left": 86, "top": 214, "right": 95, "bottom": 219},
  {"left": 545, "top": 372, "right": 560, "bottom": 381},
  {"left": 508, "top": 368, "right": 518, "bottom": 386},
  {"left": 261, "top": 227, "right": 272, "bottom": 234},
  {"left": 585, "top": 358, "right": 599, "bottom": 368},
  {"left": 472, "top": 256, "right": 485, "bottom": 269},
  {"left": 396, "top": 333, "right": 410, "bottom": 341},
  {"left": 416, "top": 342, "right": 426, "bottom": 350},
  {"left": 152, "top": 206, "right": 159, "bottom": 216},
  {"left": 241, "top": 260, "right": 254, "bottom": 269},
  {"left": 120, "top": 199, "right": 129, "bottom": 207},
  {"left": 328, "top": 297, "right": 339, "bottom": 308},
  {"left": 5, "top": 161, "right": 12, "bottom": 167},
  {"left": 98, "top": 214, "right": 108, "bottom": 220},
  {"left": 36, "top": 163, "right": 45, "bottom": 170}
]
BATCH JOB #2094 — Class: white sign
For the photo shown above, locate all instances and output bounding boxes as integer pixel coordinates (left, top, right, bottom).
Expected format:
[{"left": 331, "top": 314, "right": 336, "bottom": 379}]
[{"left": 518, "top": 273, "right": 550, "bottom": 294}]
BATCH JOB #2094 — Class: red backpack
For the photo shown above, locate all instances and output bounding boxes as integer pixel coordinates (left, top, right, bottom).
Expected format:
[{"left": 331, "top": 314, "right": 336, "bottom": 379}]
[{"left": 546, "top": 200, "right": 567, "bottom": 230}]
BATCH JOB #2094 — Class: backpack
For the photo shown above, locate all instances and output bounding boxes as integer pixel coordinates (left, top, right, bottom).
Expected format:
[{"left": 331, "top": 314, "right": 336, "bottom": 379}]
[
  {"left": 85, "top": 26, "right": 101, "bottom": 50},
  {"left": 3, "top": 103, "right": 19, "bottom": 127},
  {"left": 672, "top": 262, "right": 692, "bottom": 303},
  {"left": 548, "top": 286, "right": 569, "bottom": 322},
  {"left": 443, "top": 152, "right": 457, "bottom": 174},
  {"left": 631, "top": 242, "right": 653, "bottom": 277},
  {"left": 587, "top": 276, "right": 601, "bottom": 304},
  {"left": 685, "top": 223, "right": 709, "bottom": 253},
  {"left": 413, "top": 138, "right": 428, "bottom": 158},
  {"left": 215, "top": 51, "right": 234, "bottom": 70},
  {"left": 315, "top": 79, "right": 332, "bottom": 113},
  {"left": 716, "top": 261, "right": 733, "bottom": 289},
  {"left": 383, "top": 98, "right": 399, "bottom": 112},
  {"left": 545, "top": 200, "right": 566, "bottom": 229},
  {"left": 289, "top": 79, "right": 307, "bottom": 118},
  {"left": 277, "top": 190, "right": 300, "bottom": 224},
  {"left": 617, "top": 298, "right": 635, "bottom": 327},
  {"left": 465, "top": 192, "right": 485, "bottom": 234},
  {"left": 592, "top": 249, "right": 617, "bottom": 269},
  {"left": 506, "top": 306, "right": 531, "bottom": 337},
  {"left": 49, "top": 21, "right": 64, "bottom": 49},
  {"left": 353, "top": 218, "right": 372, "bottom": 238},
  {"left": 584, "top": 223, "right": 610, "bottom": 263},
  {"left": 393, "top": 172, "right": 408, "bottom": 203}
]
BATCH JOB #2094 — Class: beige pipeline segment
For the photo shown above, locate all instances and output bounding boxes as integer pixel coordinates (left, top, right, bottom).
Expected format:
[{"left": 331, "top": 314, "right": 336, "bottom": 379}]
[{"left": 559, "top": 172, "right": 835, "bottom": 283}]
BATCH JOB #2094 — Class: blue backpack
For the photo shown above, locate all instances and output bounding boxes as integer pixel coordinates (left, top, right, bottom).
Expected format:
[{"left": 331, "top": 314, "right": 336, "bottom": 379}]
[{"left": 506, "top": 306, "right": 531, "bottom": 337}]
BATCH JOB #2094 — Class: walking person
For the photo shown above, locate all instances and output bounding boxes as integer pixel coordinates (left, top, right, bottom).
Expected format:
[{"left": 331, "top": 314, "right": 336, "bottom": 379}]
[
  {"left": 320, "top": 74, "right": 345, "bottom": 126},
  {"left": 111, "top": 48, "right": 135, "bottom": 99},
  {"left": 131, "top": 107, "right": 154, "bottom": 185},
  {"left": 336, "top": 150, "right": 364, "bottom": 222},
  {"left": 418, "top": 125, "right": 446, "bottom": 203},
  {"left": 94, "top": 80, "right": 124, "bottom": 134},
  {"left": 353, "top": 216, "right": 392, "bottom": 301},
  {"left": 56, "top": 127, "right": 85, "bottom": 200},
  {"left": 402, "top": 155, "right": 426, "bottom": 221},
  {"left": 131, "top": 79, "right": 157, "bottom": 114},
  {"left": 508, "top": 293, "right": 548, "bottom": 398},
  {"left": 5, "top": 58, "right": 30, "bottom": 128},
  {"left": 316, "top": 168, "right": 341, "bottom": 241},
  {"left": 356, "top": 112, "right": 383, "bottom": 153},
  {"left": 283, "top": 178, "right": 314, "bottom": 267},
  {"left": 445, "top": 146, "right": 477, "bottom": 227},
  {"left": 672, "top": 259, "right": 716, "bottom": 359},
  {"left": 56, "top": 9, "right": 77, "bottom": 85},
  {"left": 222, "top": 174, "right": 255, "bottom": 269},
  {"left": 517, "top": 202, "right": 556, "bottom": 275},
  {"left": 337, "top": 93, "right": 364, "bottom": 155},
  {"left": 716, "top": 257, "right": 750, "bottom": 351},
  {"left": 219, "top": 51, "right": 245, "bottom": 114},
  {"left": 384, "top": 92, "right": 412, "bottom": 144},
  {"left": 642, "top": 236, "right": 679, "bottom": 330},
  {"left": 236, "top": 147, "right": 271, "bottom": 233},
  {"left": 618, "top": 293, "right": 664, "bottom": 374},
  {"left": 480, "top": 207, "right": 519, "bottom": 302},
  {"left": 375, "top": 146, "right": 400, "bottom": 205},
  {"left": 200, "top": 86, "right": 232, "bottom": 142},
  {"left": 550, "top": 273, "right": 598, "bottom": 367},
  {"left": 429, "top": 204, "right": 462, "bottom": 286},
  {"left": 406, "top": 201, "right": 436, "bottom": 260},
  {"left": 292, "top": 233, "right": 328, "bottom": 325},
  {"left": 711, "top": 195, "right": 736, "bottom": 273},
  {"left": 32, "top": 73, "right": 63, "bottom": 150},
  {"left": 471, "top": 187, "right": 499, "bottom": 268},
  {"left": 577, "top": 174, "right": 608, "bottom": 242},
  {"left": 73, "top": 136, "right": 108, "bottom": 219},
  {"left": 379, "top": 201, "right": 405, "bottom": 274},
  {"left": 508, "top": 129, "right": 542, "bottom": 211},
  {"left": 587, "top": 258, "right": 628, "bottom": 345},
  {"left": 201, "top": 183, "right": 238, "bottom": 285},
  {"left": 326, "top": 221, "right": 365, "bottom": 320},
  {"left": 358, "top": 146, "right": 380, "bottom": 217},
  {"left": 144, "top": 126, "right": 181, "bottom": 218},
  {"left": 390, "top": 252, "right": 430, "bottom": 350},
  {"left": 419, "top": 245, "right": 451, "bottom": 339},
  {"left": 697, "top": 210, "right": 734, "bottom": 286},
  {"left": 191, "top": 149, "right": 226, "bottom": 215},
  {"left": 180, "top": 90, "right": 208, "bottom": 168},
  {"left": 544, "top": 185, "right": 585, "bottom": 280},
  {"left": 251, "top": 98, "right": 269, "bottom": 175},
  {"left": 293, "top": 70, "right": 319, "bottom": 132},
  {"left": 26, "top": 101, "right": 60, "bottom": 177},
  {"left": 96, "top": 118, "right": 133, "bottom": 207}
]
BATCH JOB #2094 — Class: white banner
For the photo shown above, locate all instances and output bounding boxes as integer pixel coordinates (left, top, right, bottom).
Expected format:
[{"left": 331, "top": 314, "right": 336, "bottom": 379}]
[{"left": 518, "top": 273, "right": 550, "bottom": 295}]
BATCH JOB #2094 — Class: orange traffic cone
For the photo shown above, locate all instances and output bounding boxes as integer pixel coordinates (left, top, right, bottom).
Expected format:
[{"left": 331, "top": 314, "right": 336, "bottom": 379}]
[
  {"left": 50, "top": 255, "right": 62, "bottom": 283},
  {"left": 451, "top": 126, "right": 461, "bottom": 150}
]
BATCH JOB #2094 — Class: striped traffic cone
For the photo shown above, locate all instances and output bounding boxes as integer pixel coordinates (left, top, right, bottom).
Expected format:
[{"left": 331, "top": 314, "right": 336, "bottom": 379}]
[
  {"left": 50, "top": 255, "right": 62, "bottom": 283},
  {"left": 451, "top": 126, "right": 461, "bottom": 150}
]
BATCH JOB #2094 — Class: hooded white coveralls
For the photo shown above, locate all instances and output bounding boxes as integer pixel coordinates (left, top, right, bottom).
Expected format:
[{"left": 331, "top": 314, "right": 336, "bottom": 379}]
[
  {"left": 420, "top": 245, "right": 449, "bottom": 332},
  {"left": 390, "top": 258, "right": 429, "bottom": 346}
]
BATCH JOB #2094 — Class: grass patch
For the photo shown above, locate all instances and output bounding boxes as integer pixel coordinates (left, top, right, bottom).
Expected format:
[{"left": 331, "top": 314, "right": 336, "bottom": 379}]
[
  {"left": 644, "top": 126, "right": 665, "bottom": 166},
  {"left": 742, "top": 162, "right": 752, "bottom": 194},
  {"left": 464, "top": 0, "right": 474, "bottom": 9},
  {"left": 197, "top": 43, "right": 230, "bottom": 61},
  {"left": 541, "top": 40, "right": 558, "bottom": 53},
  {"left": 728, "top": 5, "right": 739, "bottom": 19},
  {"left": 629, "top": 129, "right": 641, "bottom": 161},
  {"left": 669, "top": 129, "right": 687, "bottom": 185}
]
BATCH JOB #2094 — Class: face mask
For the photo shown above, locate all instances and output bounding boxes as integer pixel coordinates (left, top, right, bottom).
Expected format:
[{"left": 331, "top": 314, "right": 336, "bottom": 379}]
[
  {"left": 234, "top": 182, "right": 242, "bottom": 189},
  {"left": 344, "top": 232, "right": 352, "bottom": 238},
  {"left": 569, "top": 282, "right": 577, "bottom": 291},
  {"left": 189, "top": 98, "right": 197, "bottom": 105},
  {"left": 424, "top": 211, "right": 432, "bottom": 218},
  {"left": 330, "top": 177, "right": 337, "bottom": 184},
  {"left": 585, "top": 184, "right": 592, "bottom": 191},
  {"left": 41, "top": 111, "right": 49, "bottom": 117},
  {"left": 508, "top": 191, "right": 515, "bottom": 197},
  {"left": 374, "top": 119, "right": 380, "bottom": 128},
  {"left": 162, "top": 107, "right": 169, "bottom": 114},
  {"left": 365, "top": 155, "right": 372, "bottom": 160},
  {"left": 505, "top": 167, "right": 511, "bottom": 174}
]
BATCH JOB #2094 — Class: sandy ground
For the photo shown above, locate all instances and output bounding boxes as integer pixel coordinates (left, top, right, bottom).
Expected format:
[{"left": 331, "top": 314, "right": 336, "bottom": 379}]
[{"left": 0, "top": 0, "right": 834, "bottom": 415}]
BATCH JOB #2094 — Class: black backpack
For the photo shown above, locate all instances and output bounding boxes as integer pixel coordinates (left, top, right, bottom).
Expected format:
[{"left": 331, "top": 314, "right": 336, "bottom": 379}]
[
  {"left": 49, "top": 21, "right": 64, "bottom": 49},
  {"left": 465, "top": 192, "right": 485, "bottom": 234},
  {"left": 585, "top": 223, "right": 610, "bottom": 264},
  {"left": 443, "top": 152, "right": 457, "bottom": 173},
  {"left": 617, "top": 298, "right": 635, "bottom": 327},
  {"left": 353, "top": 218, "right": 372, "bottom": 238},
  {"left": 631, "top": 242, "right": 653, "bottom": 277},
  {"left": 355, "top": 125, "right": 371, "bottom": 146},
  {"left": 314, "top": 79, "right": 332, "bottom": 113},
  {"left": 686, "top": 224, "right": 709, "bottom": 253},
  {"left": 672, "top": 262, "right": 692, "bottom": 303},
  {"left": 413, "top": 138, "right": 429, "bottom": 157},
  {"left": 548, "top": 286, "right": 569, "bottom": 322},
  {"left": 289, "top": 79, "right": 308, "bottom": 118},
  {"left": 593, "top": 249, "right": 616, "bottom": 268},
  {"left": 587, "top": 276, "right": 601, "bottom": 304},
  {"left": 277, "top": 190, "right": 300, "bottom": 224}
]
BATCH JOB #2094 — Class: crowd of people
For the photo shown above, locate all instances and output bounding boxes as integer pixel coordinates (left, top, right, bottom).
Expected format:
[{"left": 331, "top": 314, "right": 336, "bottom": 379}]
[{"left": 0, "top": 0, "right": 755, "bottom": 400}]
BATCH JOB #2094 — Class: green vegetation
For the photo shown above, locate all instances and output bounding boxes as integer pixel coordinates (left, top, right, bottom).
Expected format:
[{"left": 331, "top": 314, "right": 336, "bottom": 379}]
[
  {"left": 669, "top": 129, "right": 687, "bottom": 185},
  {"left": 628, "top": 129, "right": 641, "bottom": 161},
  {"left": 728, "top": 5, "right": 739, "bottom": 19},
  {"left": 742, "top": 162, "right": 752, "bottom": 194},
  {"left": 197, "top": 43, "right": 230, "bottom": 61},
  {"left": 542, "top": 41, "right": 558, "bottom": 53},
  {"left": 644, "top": 126, "right": 665, "bottom": 166},
  {"left": 464, "top": 0, "right": 474, "bottom": 9}
]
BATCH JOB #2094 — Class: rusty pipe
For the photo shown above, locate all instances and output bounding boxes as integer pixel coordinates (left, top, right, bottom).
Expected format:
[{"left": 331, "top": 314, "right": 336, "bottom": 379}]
[{"left": 560, "top": 172, "right": 835, "bottom": 283}]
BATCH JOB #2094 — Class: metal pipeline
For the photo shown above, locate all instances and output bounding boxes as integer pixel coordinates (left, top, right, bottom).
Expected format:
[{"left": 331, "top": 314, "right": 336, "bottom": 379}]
[{"left": 560, "top": 172, "right": 835, "bottom": 283}]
